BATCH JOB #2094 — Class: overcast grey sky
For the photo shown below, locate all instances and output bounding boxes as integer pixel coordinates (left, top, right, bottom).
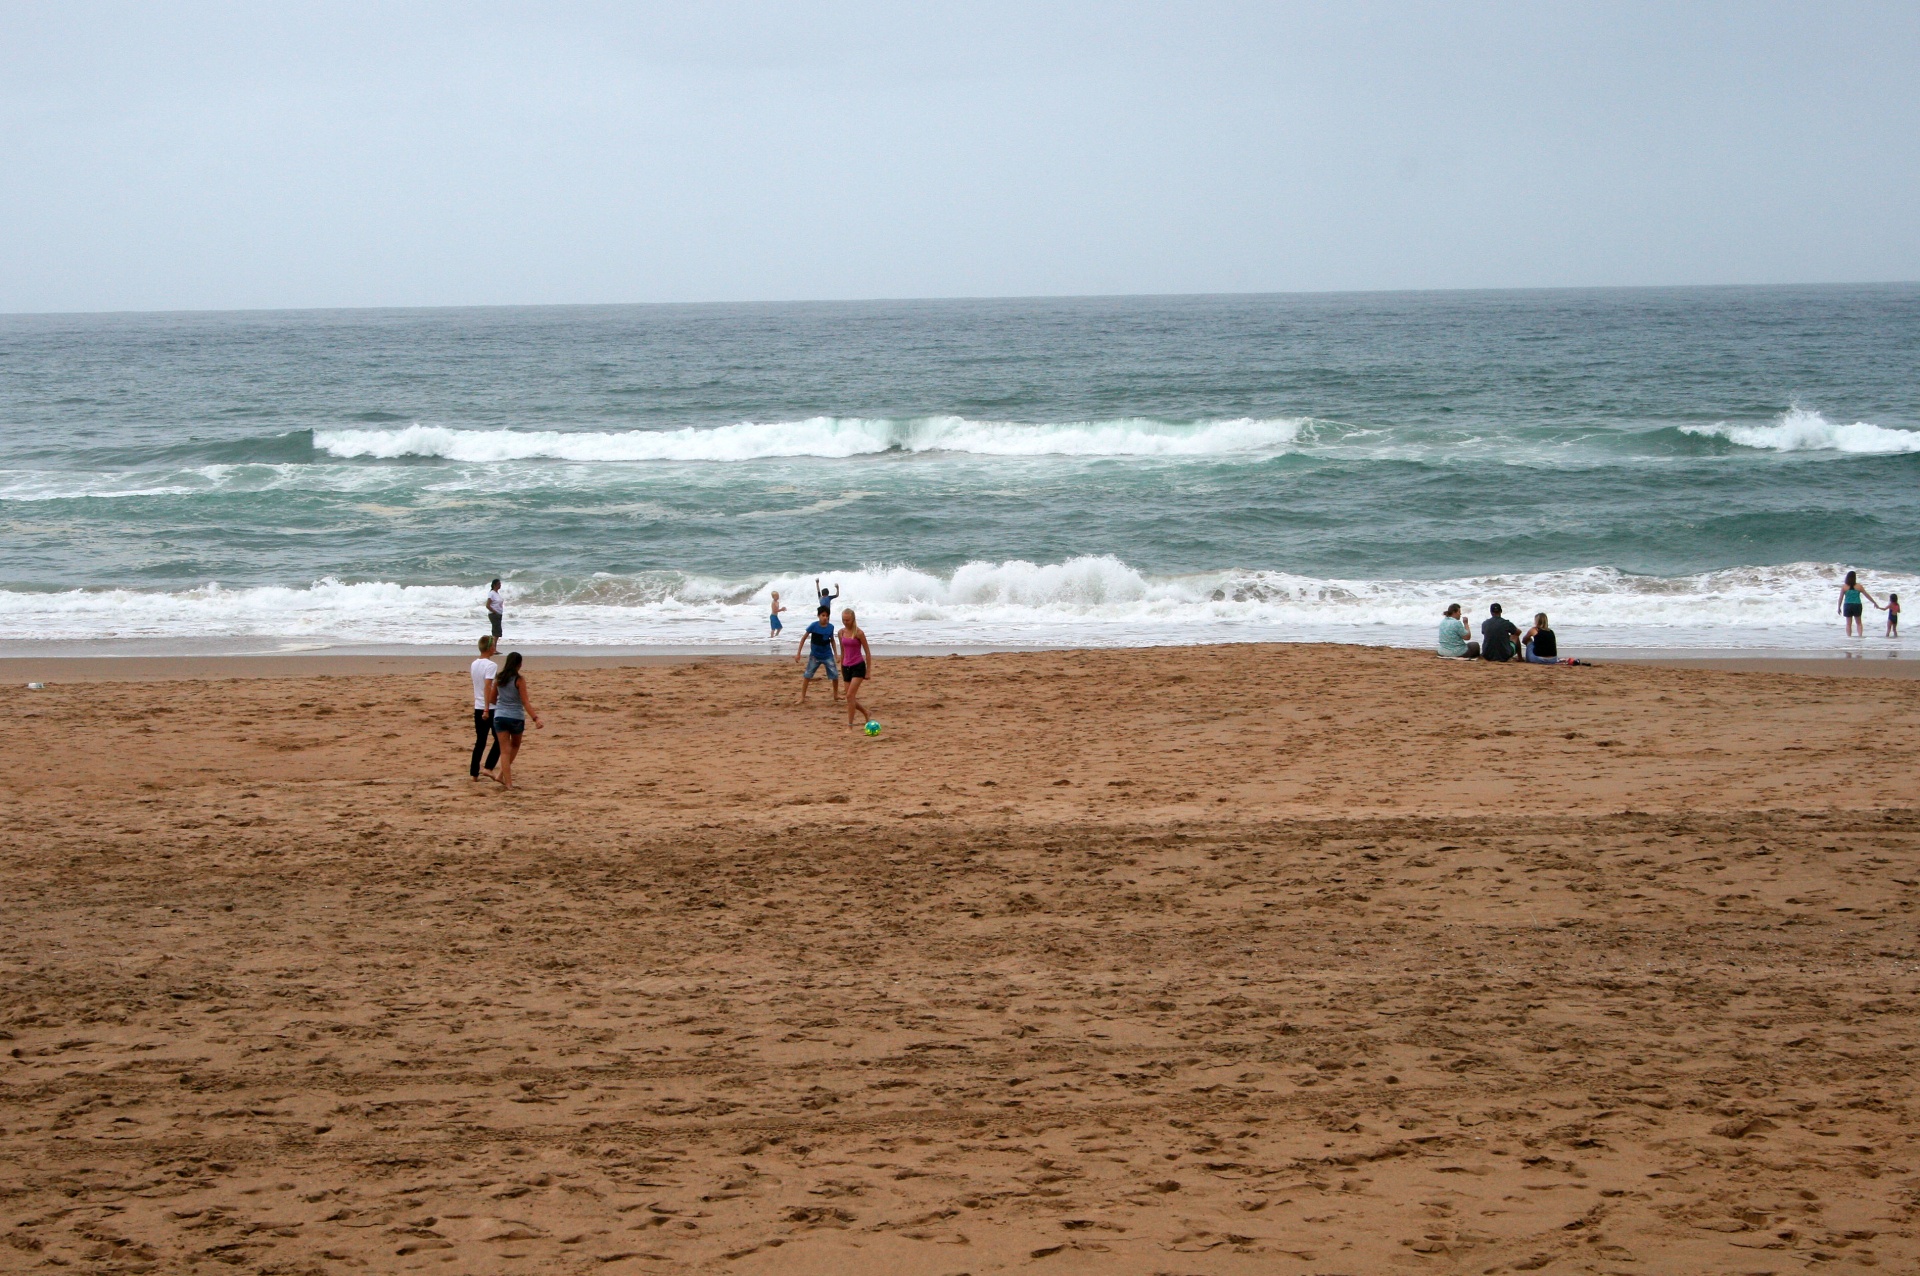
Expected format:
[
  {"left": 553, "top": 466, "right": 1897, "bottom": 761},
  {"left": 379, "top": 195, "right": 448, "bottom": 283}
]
[{"left": 2, "top": 1, "right": 1916, "bottom": 313}]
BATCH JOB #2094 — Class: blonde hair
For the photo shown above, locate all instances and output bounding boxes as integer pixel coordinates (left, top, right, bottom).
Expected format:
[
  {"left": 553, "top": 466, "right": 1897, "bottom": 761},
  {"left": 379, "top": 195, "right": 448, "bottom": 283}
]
[{"left": 1534, "top": 612, "right": 1549, "bottom": 628}]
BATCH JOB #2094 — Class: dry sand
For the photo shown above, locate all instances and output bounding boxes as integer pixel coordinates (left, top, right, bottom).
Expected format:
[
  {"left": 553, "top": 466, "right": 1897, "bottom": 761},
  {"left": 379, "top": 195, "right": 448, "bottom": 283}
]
[{"left": 2, "top": 643, "right": 1917, "bottom": 1274}]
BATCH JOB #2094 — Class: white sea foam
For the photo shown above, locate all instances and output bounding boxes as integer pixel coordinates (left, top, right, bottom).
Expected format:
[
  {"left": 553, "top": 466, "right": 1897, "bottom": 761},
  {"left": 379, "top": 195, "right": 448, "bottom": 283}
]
[
  {"left": 1682, "top": 407, "right": 1920, "bottom": 454},
  {"left": 1, "top": 559, "right": 1908, "bottom": 653},
  {"left": 311, "top": 416, "right": 1307, "bottom": 462}
]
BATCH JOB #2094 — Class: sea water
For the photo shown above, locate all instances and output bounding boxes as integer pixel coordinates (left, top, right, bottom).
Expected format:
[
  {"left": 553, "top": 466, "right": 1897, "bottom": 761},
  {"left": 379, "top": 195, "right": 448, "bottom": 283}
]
[{"left": 1, "top": 286, "right": 1916, "bottom": 655}]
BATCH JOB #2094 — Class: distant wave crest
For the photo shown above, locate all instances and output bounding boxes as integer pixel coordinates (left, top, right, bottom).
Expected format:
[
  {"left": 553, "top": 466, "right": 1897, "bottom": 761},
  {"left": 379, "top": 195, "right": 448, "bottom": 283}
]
[
  {"left": 1682, "top": 407, "right": 1920, "bottom": 454},
  {"left": 311, "top": 416, "right": 1307, "bottom": 462}
]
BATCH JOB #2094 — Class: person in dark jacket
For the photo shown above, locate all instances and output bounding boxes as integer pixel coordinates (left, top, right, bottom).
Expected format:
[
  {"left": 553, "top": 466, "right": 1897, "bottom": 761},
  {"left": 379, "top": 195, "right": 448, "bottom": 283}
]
[{"left": 1480, "top": 603, "right": 1521, "bottom": 662}]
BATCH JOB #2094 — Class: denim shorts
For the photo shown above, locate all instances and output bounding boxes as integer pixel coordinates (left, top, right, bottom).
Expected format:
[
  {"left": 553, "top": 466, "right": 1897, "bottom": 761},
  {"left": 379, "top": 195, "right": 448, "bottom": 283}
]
[
  {"left": 805, "top": 652, "right": 839, "bottom": 681},
  {"left": 492, "top": 715, "right": 526, "bottom": 735}
]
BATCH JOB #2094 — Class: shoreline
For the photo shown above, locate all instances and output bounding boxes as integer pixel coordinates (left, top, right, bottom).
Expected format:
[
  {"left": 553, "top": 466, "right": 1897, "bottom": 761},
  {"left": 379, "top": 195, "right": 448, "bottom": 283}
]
[{"left": 6, "top": 641, "right": 1920, "bottom": 681}]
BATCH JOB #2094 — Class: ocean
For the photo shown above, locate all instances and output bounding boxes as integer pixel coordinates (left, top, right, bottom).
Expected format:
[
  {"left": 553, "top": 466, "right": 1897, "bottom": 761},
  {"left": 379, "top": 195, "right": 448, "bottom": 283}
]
[{"left": 2, "top": 285, "right": 1917, "bottom": 656}]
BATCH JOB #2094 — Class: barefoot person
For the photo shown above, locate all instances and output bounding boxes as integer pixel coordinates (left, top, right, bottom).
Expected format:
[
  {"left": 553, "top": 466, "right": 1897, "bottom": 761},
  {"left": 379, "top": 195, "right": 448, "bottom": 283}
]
[
  {"left": 485, "top": 651, "right": 543, "bottom": 788},
  {"left": 768, "top": 590, "right": 786, "bottom": 639},
  {"left": 1839, "top": 570, "right": 1879, "bottom": 638},
  {"left": 469, "top": 635, "right": 502, "bottom": 780},
  {"left": 795, "top": 604, "right": 840, "bottom": 704},
  {"left": 485, "top": 578, "right": 505, "bottom": 639},
  {"left": 838, "top": 607, "right": 873, "bottom": 728}
]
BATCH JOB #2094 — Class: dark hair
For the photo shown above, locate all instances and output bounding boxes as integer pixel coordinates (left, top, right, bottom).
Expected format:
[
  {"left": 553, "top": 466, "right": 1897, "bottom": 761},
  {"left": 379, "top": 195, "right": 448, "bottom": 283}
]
[
  {"left": 1444, "top": 603, "right": 1461, "bottom": 617},
  {"left": 491, "top": 578, "right": 502, "bottom": 589},
  {"left": 498, "top": 651, "right": 523, "bottom": 684},
  {"left": 1489, "top": 603, "right": 1503, "bottom": 615},
  {"left": 817, "top": 604, "right": 830, "bottom": 615},
  {"left": 1845, "top": 570, "right": 1858, "bottom": 588}
]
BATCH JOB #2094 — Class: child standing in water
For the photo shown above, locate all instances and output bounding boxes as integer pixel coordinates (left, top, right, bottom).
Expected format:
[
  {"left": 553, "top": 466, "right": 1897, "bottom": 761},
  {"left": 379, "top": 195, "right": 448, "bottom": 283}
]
[
  {"left": 838, "top": 608, "right": 873, "bottom": 729},
  {"left": 768, "top": 590, "right": 785, "bottom": 639},
  {"left": 1888, "top": 593, "right": 1901, "bottom": 638}
]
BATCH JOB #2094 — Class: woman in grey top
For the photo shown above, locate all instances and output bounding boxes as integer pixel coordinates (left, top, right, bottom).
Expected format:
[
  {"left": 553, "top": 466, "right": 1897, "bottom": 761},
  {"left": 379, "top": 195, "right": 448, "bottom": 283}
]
[{"left": 484, "top": 651, "right": 543, "bottom": 789}]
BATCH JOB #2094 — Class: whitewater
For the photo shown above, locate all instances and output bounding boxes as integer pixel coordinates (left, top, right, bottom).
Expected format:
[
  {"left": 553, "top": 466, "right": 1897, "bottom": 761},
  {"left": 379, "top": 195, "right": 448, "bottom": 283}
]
[{"left": 3, "top": 558, "right": 1912, "bottom": 655}]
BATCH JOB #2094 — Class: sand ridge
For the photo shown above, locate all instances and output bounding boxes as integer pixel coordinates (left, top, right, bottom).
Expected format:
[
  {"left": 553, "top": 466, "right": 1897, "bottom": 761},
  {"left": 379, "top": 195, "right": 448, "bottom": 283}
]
[{"left": 2, "top": 644, "right": 1918, "bottom": 1273}]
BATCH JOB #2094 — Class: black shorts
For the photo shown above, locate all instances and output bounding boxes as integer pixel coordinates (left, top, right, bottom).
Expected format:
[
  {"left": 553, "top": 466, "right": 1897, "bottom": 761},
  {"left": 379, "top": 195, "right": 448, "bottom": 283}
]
[
  {"left": 842, "top": 661, "right": 867, "bottom": 680},
  {"left": 493, "top": 716, "right": 525, "bottom": 736},
  {"left": 1844, "top": 604, "right": 1864, "bottom": 618}
]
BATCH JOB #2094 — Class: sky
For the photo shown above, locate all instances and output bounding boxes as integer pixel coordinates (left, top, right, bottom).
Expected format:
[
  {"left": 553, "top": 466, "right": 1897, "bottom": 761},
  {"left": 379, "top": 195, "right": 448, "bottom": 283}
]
[{"left": 1, "top": 1, "right": 1917, "bottom": 313}]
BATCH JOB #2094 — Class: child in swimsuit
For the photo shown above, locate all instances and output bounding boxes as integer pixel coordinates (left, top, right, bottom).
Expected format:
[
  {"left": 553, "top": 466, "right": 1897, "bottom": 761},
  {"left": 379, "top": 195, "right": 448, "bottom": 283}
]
[
  {"left": 1888, "top": 593, "right": 1901, "bottom": 638},
  {"left": 769, "top": 591, "right": 785, "bottom": 638}
]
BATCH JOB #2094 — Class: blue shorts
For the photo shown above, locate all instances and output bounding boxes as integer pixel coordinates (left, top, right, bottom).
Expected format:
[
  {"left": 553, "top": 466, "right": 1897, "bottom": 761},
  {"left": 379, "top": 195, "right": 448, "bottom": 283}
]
[
  {"left": 770, "top": 614, "right": 783, "bottom": 631},
  {"left": 492, "top": 716, "right": 525, "bottom": 736},
  {"left": 805, "top": 652, "right": 839, "bottom": 681}
]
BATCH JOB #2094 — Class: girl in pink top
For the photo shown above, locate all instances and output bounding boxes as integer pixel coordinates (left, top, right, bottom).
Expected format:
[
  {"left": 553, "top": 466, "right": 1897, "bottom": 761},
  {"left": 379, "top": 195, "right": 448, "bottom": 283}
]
[{"left": 838, "top": 608, "right": 873, "bottom": 729}]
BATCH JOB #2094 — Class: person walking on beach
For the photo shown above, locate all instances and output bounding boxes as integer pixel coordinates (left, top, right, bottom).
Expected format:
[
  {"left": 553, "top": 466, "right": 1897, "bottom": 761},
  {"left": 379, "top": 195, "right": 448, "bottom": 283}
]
[
  {"left": 485, "top": 579, "right": 505, "bottom": 639},
  {"left": 769, "top": 590, "right": 786, "bottom": 639},
  {"left": 796, "top": 604, "right": 840, "bottom": 704},
  {"left": 1437, "top": 604, "right": 1480, "bottom": 658},
  {"left": 838, "top": 608, "right": 873, "bottom": 728},
  {"left": 1839, "top": 570, "right": 1879, "bottom": 638},
  {"left": 485, "top": 651, "right": 542, "bottom": 788},
  {"left": 469, "top": 635, "right": 502, "bottom": 780},
  {"left": 1481, "top": 603, "right": 1521, "bottom": 663}
]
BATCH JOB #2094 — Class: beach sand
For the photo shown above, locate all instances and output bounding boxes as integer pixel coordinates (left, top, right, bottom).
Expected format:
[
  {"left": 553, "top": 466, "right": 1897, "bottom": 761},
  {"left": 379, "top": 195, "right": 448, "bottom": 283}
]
[{"left": 3, "top": 643, "right": 1917, "bottom": 1273}]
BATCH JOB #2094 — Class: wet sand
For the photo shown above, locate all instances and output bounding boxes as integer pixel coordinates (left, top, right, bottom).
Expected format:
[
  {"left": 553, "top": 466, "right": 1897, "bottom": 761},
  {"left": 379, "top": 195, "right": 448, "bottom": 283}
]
[{"left": 2, "top": 643, "right": 1917, "bottom": 1273}]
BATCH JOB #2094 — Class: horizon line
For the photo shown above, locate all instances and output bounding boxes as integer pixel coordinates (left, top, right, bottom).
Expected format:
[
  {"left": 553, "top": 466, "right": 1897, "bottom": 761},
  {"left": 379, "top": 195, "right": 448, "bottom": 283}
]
[{"left": 4, "top": 279, "right": 1917, "bottom": 322}]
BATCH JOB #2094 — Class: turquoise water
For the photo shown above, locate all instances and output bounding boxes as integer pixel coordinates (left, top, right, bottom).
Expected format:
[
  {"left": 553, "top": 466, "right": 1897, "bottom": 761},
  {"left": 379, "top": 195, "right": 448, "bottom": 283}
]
[{"left": 1, "top": 286, "right": 1917, "bottom": 651}]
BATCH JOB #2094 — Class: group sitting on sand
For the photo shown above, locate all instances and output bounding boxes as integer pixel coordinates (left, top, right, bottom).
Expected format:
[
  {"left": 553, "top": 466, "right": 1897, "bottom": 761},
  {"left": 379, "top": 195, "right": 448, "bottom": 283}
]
[{"left": 1438, "top": 602, "right": 1585, "bottom": 665}]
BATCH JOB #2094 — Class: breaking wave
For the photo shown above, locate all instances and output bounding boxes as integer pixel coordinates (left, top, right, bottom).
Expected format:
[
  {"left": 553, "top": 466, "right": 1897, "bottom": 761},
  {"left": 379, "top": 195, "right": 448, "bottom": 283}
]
[
  {"left": 1682, "top": 407, "right": 1920, "bottom": 454},
  {"left": 311, "top": 416, "right": 1308, "bottom": 462},
  {"left": 2, "top": 558, "right": 1908, "bottom": 651}
]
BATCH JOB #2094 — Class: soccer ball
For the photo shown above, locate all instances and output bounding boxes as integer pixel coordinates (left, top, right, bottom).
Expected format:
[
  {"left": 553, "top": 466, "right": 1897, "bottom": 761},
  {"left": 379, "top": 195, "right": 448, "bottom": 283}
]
[{"left": 863, "top": 720, "right": 881, "bottom": 736}]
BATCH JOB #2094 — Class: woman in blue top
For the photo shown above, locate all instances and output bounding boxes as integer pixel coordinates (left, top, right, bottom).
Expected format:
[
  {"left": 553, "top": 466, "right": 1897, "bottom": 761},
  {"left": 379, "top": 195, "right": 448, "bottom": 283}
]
[{"left": 1839, "top": 570, "right": 1880, "bottom": 638}]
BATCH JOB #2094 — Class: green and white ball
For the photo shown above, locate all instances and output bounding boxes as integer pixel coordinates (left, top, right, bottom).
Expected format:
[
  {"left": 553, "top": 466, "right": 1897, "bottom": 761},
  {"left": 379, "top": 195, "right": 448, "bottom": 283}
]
[{"left": 863, "top": 719, "right": 881, "bottom": 736}]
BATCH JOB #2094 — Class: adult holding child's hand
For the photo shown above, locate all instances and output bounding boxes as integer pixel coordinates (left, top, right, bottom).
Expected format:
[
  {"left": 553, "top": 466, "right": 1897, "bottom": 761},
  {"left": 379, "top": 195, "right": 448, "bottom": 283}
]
[{"left": 1839, "top": 570, "right": 1879, "bottom": 638}]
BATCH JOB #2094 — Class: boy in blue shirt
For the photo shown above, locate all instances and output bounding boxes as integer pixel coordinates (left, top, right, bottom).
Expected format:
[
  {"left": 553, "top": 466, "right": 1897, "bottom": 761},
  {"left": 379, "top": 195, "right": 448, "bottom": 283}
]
[{"left": 795, "top": 604, "right": 841, "bottom": 704}]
